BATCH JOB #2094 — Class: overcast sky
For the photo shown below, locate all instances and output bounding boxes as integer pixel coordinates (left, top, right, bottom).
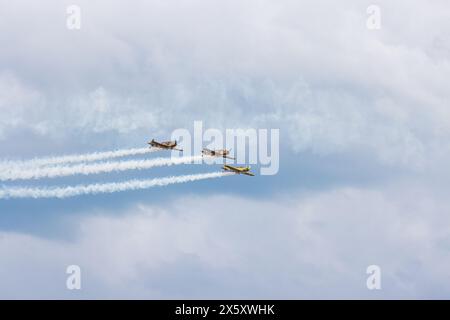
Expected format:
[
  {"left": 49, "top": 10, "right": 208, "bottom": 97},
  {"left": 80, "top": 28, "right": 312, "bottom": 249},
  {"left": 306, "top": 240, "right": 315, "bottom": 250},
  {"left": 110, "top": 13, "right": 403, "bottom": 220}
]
[{"left": 0, "top": 0, "right": 449, "bottom": 298}]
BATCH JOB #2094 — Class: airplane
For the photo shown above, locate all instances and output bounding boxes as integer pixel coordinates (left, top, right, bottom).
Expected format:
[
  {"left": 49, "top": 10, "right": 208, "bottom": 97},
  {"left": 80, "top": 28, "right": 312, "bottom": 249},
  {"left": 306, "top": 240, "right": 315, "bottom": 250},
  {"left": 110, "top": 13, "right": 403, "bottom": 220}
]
[
  {"left": 202, "top": 148, "right": 235, "bottom": 160},
  {"left": 148, "top": 139, "right": 183, "bottom": 152},
  {"left": 222, "top": 164, "right": 255, "bottom": 176}
]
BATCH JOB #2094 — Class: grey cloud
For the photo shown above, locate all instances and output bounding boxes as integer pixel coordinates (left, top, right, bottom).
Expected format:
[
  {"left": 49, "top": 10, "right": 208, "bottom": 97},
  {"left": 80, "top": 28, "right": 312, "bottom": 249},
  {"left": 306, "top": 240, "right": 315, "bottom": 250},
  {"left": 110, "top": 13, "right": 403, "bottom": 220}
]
[
  {"left": 1, "top": 184, "right": 449, "bottom": 299},
  {"left": 0, "top": 0, "right": 449, "bottom": 170}
]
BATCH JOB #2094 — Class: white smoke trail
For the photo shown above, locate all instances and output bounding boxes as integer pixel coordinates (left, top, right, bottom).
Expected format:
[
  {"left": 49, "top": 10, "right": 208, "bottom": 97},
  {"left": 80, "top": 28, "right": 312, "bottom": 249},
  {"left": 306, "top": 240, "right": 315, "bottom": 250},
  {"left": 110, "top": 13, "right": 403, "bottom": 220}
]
[
  {"left": 0, "top": 147, "right": 156, "bottom": 170},
  {"left": 0, "top": 172, "right": 232, "bottom": 199},
  {"left": 0, "top": 155, "right": 203, "bottom": 181}
]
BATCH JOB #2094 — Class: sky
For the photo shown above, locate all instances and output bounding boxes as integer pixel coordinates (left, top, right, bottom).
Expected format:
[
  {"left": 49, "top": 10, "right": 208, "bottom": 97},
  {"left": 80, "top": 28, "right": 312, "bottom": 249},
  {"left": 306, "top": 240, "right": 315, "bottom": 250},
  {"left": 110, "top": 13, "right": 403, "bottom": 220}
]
[{"left": 0, "top": 0, "right": 450, "bottom": 299}]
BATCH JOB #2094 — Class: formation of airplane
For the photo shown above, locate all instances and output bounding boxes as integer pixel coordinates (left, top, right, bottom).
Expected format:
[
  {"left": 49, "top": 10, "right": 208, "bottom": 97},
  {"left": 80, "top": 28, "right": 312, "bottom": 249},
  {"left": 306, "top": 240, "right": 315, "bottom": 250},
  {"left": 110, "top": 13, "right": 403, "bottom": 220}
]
[{"left": 149, "top": 139, "right": 255, "bottom": 177}]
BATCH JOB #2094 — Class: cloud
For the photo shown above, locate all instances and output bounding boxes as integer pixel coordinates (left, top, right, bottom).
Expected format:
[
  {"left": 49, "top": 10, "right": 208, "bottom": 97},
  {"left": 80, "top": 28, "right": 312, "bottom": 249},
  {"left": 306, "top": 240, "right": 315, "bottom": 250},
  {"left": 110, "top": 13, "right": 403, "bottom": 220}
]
[
  {"left": 0, "top": 0, "right": 449, "bottom": 170},
  {"left": 1, "top": 0, "right": 449, "bottom": 299},
  {"left": 1, "top": 184, "right": 449, "bottom": 298},
  {"left": 0, "top": 73, "right": 46, "bottom": 138}
]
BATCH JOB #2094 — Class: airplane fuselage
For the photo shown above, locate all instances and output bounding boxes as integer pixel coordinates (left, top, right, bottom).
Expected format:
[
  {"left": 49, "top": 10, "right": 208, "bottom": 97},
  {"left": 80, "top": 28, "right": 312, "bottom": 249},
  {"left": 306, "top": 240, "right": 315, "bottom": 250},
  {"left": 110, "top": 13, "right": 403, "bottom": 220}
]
[
  {"left": 222, "top": 165, "right": 254, "bottom": 176},
  {"left": 148, "top": 139, "right": 182, "bottom": 151}
]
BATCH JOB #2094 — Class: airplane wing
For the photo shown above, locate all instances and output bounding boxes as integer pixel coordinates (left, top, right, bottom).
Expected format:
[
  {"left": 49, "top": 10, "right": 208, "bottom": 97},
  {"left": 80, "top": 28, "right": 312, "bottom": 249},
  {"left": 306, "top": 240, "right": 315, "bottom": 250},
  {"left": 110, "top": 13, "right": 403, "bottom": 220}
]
[{"left": 243, "top": 172, "right": 255, "bottom": 176}]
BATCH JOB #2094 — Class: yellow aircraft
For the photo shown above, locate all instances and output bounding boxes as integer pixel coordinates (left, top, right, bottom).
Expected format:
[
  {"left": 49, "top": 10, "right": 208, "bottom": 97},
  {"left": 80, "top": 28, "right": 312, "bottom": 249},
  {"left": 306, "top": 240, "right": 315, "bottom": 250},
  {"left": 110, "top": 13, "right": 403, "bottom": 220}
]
[
  {"left": 202, "top": 148, "right": 235, "bottom": 160},
  {"left": 222, "top": 164, "right": 255, "bottom": 176},
  {"left": 148, "top": 139, "right": 183, "bottom": 152}
]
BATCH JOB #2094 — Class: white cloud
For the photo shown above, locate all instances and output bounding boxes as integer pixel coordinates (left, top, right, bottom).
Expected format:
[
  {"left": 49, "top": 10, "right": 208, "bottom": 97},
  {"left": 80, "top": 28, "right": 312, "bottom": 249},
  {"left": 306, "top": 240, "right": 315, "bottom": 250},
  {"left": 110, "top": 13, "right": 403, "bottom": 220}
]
[
  {"left": 1, "top": 1, "right": 450, "bottom": 298},
  {"left": 0, "top": 0, "right": 449, "bottom": 168},
  {"left": 0, "top": 0, "right": 450, "bottom": 166},
  {"left": 0, "top": 74, "right": 46, "bottom": 138},
  {"left": 1, "top": 184, "right": 449, "bottom": 298}
]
